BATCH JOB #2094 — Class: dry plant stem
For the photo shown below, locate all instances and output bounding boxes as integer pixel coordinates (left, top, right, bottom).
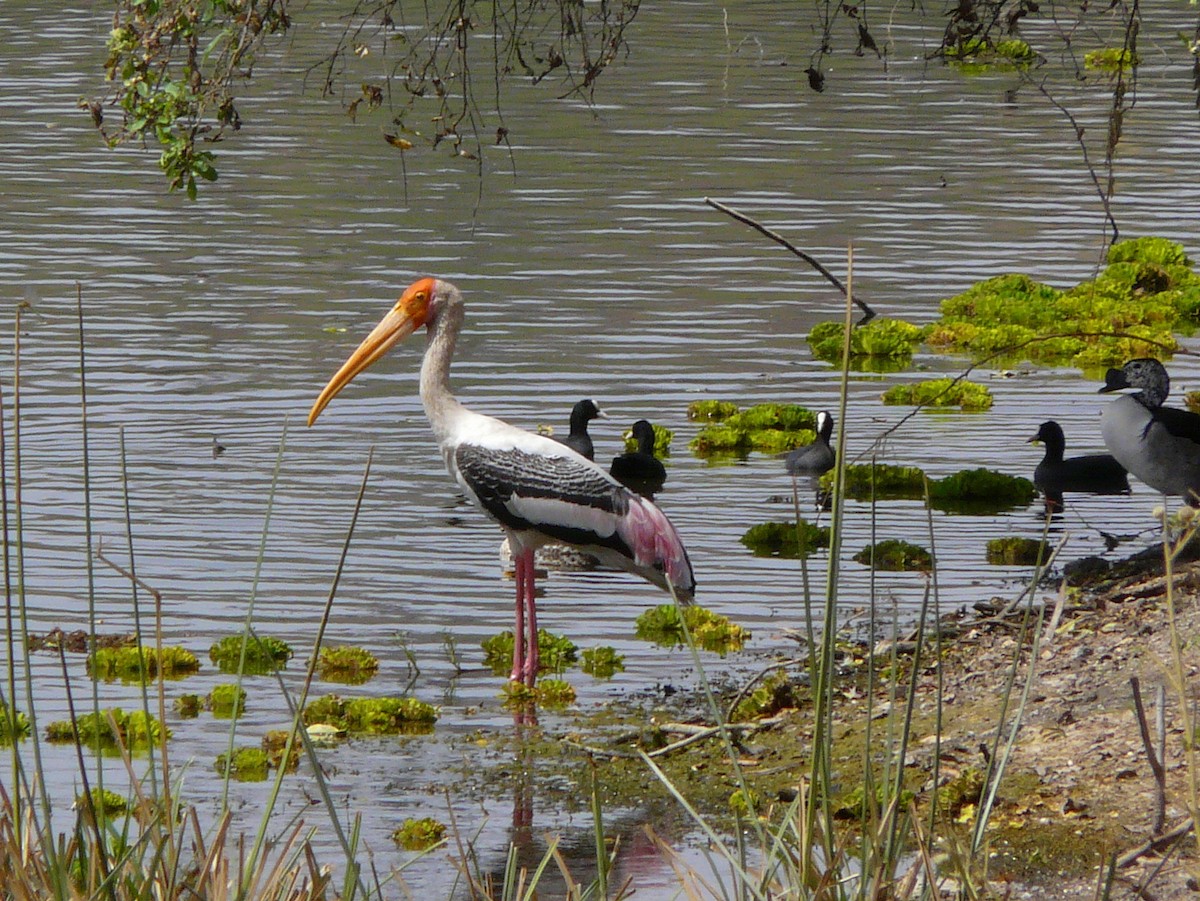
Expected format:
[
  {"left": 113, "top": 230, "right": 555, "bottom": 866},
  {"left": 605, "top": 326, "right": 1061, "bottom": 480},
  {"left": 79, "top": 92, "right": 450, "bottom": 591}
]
[
  {"left": 75, "top": 286, "right": 108, "bottom": 806},
  {"left": 1161, "top": 524, "right": 1200, "bottom": 856},
  {"left": 703, "top": 197, "right": 876, "bottom": 323},
  {"left": 1116, "top": 816, "right": 1195, "bottom": 869},
  {"left": 1130, "top": 676, "right": 1167, "bottom": 836}
]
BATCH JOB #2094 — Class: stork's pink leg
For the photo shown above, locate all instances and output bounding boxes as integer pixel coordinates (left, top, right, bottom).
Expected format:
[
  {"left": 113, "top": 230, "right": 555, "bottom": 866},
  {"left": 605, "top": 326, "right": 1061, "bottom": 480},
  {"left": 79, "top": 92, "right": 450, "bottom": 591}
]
[
  {"left": 523, "top": 559, "right": 539, "bottom": 686},
  {"left": 511, "top": 549, "right": 528, "bottom": 683}
]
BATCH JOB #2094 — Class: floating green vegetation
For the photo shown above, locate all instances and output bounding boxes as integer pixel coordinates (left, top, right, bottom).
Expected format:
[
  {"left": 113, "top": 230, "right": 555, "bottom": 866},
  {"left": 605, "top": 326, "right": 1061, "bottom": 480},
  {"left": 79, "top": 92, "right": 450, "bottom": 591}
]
[
  {"left": 581, "top": 646, "right": 625, "bottom": 679},
  {"left": 482, "top": 629, "right": 578, "bottom": 677},
  {"left": 853, "top": 539, "right": 933, "bottom": 572},
  {"left": 262, "top": 729, "right": 302, "bottom": 772},
  {"left": 317, "top": 645, "right": 380, "bottom": 685},
  {"left": 686, "top": 399, "right": 739, "bottom": 422},
  {"left": 302, "top": 694, "right": 437, "bottom": 735},
  {"left": 623, "top": 422, "right": 672, "bottom": 456},
  {"left": 881, "top": 378, "right": 993, "bottom": 411},
  {"left": 925, "top": 240, "right": 1200, "bottom": 369},
  {"left": 807, "top": 317, "right": 925, "bottom": 366},
  {"left": 535, "top": 678, "right": 577, "bottom": 708},
  {"left": 690, "top": 403, "right": 817, "bottom": 456},
  {"left": 174, "top": 694, "right": 202, "bottom": 718},
  {"left": 87, "top": 645, "right": 200, "bottom": 682},
  {"left": 0, "top": 701, "right": 30, "bottom": 745},
  {"left": 45, "top": 708, "right": 169, "bottom": 751},
  {"left": 1187, "top": 390, "right": 1200, "bottom": 415},
  {"left": 986, "top": 537, "right": 1049, "bottom": 566},
  {"left": 740, "top": 520, "right": 830, "bottom": 559},
  {"left": 393, "top": 817, "right": 446, "bottom": 852},
  {"left": 215, "top": 746, "right": 270, "bottom": 782},
  {"left": 822, "top": 463, "right": 927, "bottom": 501},
  {"left": 77, "top": 787, "right": 130, "bottom": 818},
  {"left": 728, "top": 787, "right": 764, "bottom": 817},
  {"left": 732, "top": 671, "right": 797, "bottom": 722},
  {"left": 928, "top": 468, "right": 1037, "bottom": 514},
  {"left": 635, "top": 604, "right": 750, "bottom": 656},
  {"left": 208, "top": 684, "right": 246, "bottom": 718},
  {"left": 209, "top": 634, "right": 293, "bottom": 675},
  {"left": 945, "top": 37, "right": 1036, "bottom": 72},
  {"left": 1084, "top": 47, "right": 1139, "bottom": 73}
]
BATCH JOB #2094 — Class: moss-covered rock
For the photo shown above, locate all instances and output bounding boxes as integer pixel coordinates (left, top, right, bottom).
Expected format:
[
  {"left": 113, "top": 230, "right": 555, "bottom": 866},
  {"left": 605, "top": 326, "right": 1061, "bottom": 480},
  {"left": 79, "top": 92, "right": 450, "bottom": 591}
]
[
  {"left": 87, "top": 645, "right": 200, "bottom": 682},
  {"left": 740, "top": 520, "right": 830, "bottom": 559},
  {"left": 822, "top": 463, "right": 927, "bottom": 501},
  {"left": 986, "top": 537, "right": 1050, "bottom": 566},
  {"left": 393, "top": 817, "right": 446, "bottom": 851},
  {"left": 807, "top": 317, "right": 925, "bottom": 366},
  {"left": 302, "top": 694, "right": 437, "bottom": 735},
  {"left": 317, "top": 645, "right": 380, "bottom": 685},
  {"left": 45, "top": 708, "right": 169, "bottom": 750},
  {"left": 924, "top": 245, "right": 1200, "bottom": 369},
  {"left": 262, "top": 729, "right": 302, "bottom": 772},
  {"left": 928, "top": 468, "right": 1037, "bottom": 514},
  {"left": 215, "top": 747, "right": 270, "bottom": 782},
  {"left": 533, "top": 678, "right": 577, "bottom": 708},
  {"left": 687, "top": 399, "right": 740, "bottom": 422},
  {"left": 881, "top": 378, "right": 993, "bottom": 411},
  {"left": 581, "top": 646, "right": 625, "bottom": 679},
  {"left": 0, "top": 701, "right": 30, "bottom": 745},
  {"left": 690, "top": 403, "right": 818, "bottom": 457},
  {"left": 853, "top": 539, "right": 933, "bottom": 572},
  {"left": 635, "top": 604, "right": 750, "bottom": 656},
  {"left": 209, "top": 634, "right": 293, "bottom": 675},
  {"left": 482, "top": 629, "right": 578, "bottom": 677},
  {"left": 1084, "top": 47, "right": 1139, "bottom": 73},
  {"left": 731, "top": 671, "right": 798, "bottom": 722},
  {"left": 208, "top": 684, "right": 246, "bottom": 718},
  {"left": 77, "top": 788, "right": 130, "bottom": 818}
]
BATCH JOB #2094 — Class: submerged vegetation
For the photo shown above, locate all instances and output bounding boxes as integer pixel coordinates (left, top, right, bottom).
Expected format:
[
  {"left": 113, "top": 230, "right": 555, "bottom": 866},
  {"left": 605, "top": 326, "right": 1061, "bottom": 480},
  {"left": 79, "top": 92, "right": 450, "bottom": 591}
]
[
  {"left": 986, "top": 536, "right": 1049, "bottom": 566},
  {"left": 209, "top": 634, "right": 293, "bottom": 674},
  {"left": 87, "top": 645, "right": 200, "bottom": 681},
  {"left": 634, "top": 604, "right": 750, "bottom": 655},
  {"left": 881, "top": 378, "right": 994, "bottom": 411},
  {"left": 482, "top": 629, "right": 578, "bottom": 676},
  {"left": 317, "top": 645, "right": 380, "bottom": 684},
  {"left": 823, "top": 463, "right": 927, "bottom": 501},
  {"left": 740, "top": 520, "right": 831, "bottom": 558},
  {"left": 852, "top": 539, "right": 933, "bottom": 571},
  {"left": 689, "top": 402, "right": 816, "bottom": 456},
  {"left": 301, "top": 694, "right": 438, "bottom": 735}
]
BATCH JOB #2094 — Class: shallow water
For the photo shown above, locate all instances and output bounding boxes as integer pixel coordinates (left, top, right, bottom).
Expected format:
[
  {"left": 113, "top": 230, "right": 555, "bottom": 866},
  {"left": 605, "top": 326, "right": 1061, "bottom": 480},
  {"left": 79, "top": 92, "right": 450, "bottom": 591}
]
[{"left": 2, "top": 1, "right": 1200, "bottom": 895}]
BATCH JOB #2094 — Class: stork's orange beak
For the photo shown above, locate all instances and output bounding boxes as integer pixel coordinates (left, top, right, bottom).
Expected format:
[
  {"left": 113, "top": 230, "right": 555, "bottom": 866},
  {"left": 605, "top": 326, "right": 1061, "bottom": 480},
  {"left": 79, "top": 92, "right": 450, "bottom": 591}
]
[{"left": 307, "top": 280, "right": 435, "bottom": 426}]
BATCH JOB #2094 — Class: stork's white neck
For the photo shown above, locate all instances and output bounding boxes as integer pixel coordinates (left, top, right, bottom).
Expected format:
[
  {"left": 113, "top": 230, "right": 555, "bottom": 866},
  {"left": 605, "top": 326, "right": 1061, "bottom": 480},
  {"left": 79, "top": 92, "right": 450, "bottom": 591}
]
[{"left": 418, "top": 286, "right": 470, "bottom": 450}]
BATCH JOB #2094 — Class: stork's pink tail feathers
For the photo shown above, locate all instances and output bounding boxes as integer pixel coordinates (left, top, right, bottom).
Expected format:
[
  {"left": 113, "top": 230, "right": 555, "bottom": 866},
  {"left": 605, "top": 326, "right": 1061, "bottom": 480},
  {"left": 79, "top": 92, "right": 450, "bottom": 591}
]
[{"left": 618, "top": 494, "right": 696, "bottom": 600}]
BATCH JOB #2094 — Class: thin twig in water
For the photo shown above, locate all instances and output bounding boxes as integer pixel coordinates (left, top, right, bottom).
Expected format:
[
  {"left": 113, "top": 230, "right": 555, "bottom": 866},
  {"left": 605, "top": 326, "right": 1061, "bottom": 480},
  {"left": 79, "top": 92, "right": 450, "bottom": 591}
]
[{"left": 703, "top": 197, "right": 876, "bottom": 323}]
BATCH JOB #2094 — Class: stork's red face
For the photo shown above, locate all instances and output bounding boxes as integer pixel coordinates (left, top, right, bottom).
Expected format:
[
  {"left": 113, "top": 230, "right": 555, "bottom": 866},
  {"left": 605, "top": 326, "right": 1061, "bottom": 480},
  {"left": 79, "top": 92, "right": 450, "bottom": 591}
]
[{"left": 307, "top": 278, "right": 437, "bottom": 426}]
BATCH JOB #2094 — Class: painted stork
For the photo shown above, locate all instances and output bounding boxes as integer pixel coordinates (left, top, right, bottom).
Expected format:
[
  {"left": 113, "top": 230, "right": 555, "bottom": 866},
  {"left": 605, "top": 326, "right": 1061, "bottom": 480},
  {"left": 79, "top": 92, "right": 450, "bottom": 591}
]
[{"left": 307, "top": 278, "right": 696, "bottom": 686}]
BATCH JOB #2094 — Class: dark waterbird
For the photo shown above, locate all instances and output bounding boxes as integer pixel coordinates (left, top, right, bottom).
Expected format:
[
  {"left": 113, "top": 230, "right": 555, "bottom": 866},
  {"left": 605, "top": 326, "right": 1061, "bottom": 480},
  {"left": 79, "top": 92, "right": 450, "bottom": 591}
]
[
  {"left": 785, "top": 411, "right": 835, "bottom": 476},
  {"left": 610, "top": 419, "right": 667, "bottom": 498},
  {"left": 308, "top": 278, "right": 695, "bottom": 686},
  {"left": 1028, "top": 420, "right": 1129, "bottom": 499},
  {"left": 554, "top": 398, "right": 604, "bottom": 461}
]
